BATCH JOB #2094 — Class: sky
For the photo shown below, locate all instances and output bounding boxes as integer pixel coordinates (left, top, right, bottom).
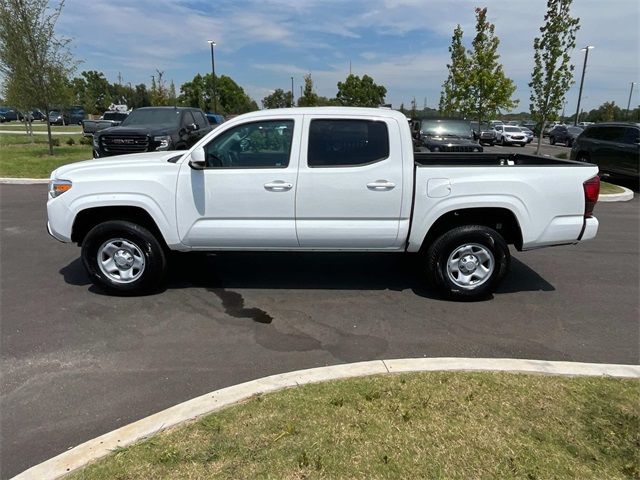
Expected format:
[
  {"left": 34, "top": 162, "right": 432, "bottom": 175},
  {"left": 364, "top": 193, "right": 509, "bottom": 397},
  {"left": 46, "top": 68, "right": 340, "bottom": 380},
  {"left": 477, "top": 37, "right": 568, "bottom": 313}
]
[{"left": 57, "top": 0, "right": 640, "bottom": 113}]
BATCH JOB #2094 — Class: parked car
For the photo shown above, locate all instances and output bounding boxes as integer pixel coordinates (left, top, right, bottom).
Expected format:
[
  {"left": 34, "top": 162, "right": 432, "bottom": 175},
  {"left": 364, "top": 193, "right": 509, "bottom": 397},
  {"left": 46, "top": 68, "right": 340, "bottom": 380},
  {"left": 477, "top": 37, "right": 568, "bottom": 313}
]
[
  {"left": 49, "top": 107, "right": 85, "bottom": 125},
  {"left": 549, "top": 125, "right": 583, "bottom": 147},
  {"left": 0, "top": 114, "right": 5, "bottom": 123},
  {"left": 92, "top": 106, "right": 212, "bottom": 158},
  {"left": 82, "top": 110, "right": 130, "bottom": 136},
  {"left": 29, "top": 109, "right": 46, "bottom": 121},
  {"left": 47, "top": 107, "right": 600, "bottom": 300},
  {"left": 520, "top": 127, "right": 534, "bottom": 143},
  {"left": 0, "top": 107, "right": 23, "bottom": 122},
  {"left": 542, "top": 121, "right": 562, "bottom": 137},
  {"left": 494, "top": 125, "right": 527, "bottom": 147},
  {"left": 205, "top": 113, "right": 225, "bottom": 127},
  {"left": 571, "top": 122, "right": 639, "bottom": 179},
  {"left": 577, "top": 122, "right": 594, "bottom": 128},
  {"left": 471, "top": 121, "right": 497, "bottom": 146},
  {"left": 415, "top": 118, "right": 483, "bottom": 152}
]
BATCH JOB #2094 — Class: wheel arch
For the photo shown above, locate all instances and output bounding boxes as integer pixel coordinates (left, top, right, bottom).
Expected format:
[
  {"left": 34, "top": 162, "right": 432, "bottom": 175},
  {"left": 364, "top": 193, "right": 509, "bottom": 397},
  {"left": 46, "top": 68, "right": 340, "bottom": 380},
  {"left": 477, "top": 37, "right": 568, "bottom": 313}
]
[
  {"left": 72, "top": 206, "right": 168, "bottom": 247},
  {"left": 418, "top": 207, "right": 523, "bottom": 253}
]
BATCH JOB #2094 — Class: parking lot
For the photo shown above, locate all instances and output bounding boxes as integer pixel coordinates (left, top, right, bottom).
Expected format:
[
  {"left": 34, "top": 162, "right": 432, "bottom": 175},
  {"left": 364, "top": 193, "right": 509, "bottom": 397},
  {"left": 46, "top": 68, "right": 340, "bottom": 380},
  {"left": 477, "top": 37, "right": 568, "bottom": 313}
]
[{"left": 1, "top": 181, "right": 639, "bottom": 477}]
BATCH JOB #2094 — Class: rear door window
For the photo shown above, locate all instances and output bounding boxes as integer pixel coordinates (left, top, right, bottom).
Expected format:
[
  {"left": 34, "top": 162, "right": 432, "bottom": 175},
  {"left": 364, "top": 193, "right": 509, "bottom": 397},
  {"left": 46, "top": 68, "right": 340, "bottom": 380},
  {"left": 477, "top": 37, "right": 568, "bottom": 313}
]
[{"left": 307, "top": 119, "right": 389, "bottom": 167}]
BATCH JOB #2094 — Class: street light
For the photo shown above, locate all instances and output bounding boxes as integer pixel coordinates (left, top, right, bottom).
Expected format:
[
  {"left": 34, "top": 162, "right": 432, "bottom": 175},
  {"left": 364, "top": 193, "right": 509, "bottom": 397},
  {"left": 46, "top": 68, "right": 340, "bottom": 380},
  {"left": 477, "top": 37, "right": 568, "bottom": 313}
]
[
  {"left": 626, "top": 82, "right": 637, "bottom": 119},
  {"left": 208, "top": 40, "right": 217, "bottom": 114},
  {"left": 574, "top": 45, "right": 594, "bottom": 126}
]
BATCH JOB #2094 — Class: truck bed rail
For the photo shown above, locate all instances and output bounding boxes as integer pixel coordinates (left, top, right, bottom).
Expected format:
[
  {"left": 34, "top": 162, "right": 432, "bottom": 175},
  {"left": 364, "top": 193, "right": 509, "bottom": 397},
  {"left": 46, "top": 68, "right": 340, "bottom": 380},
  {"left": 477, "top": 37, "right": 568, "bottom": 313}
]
[{"left": 414, "top": 152, "right": 593, "bottom": 167}]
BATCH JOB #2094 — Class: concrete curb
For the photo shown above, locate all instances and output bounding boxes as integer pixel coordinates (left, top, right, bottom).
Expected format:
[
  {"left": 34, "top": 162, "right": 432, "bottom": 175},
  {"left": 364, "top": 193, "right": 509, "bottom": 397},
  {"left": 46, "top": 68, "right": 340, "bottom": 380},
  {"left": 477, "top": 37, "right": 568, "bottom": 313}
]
[
  {"left": 0, "top": 177, "right": 49, "bottom": 184},
  {"left": 598, "top": 185, "right": 634, "bottom": 202},
  {"left": 13, "top": 357, "right": 640, "bottom": 480}
]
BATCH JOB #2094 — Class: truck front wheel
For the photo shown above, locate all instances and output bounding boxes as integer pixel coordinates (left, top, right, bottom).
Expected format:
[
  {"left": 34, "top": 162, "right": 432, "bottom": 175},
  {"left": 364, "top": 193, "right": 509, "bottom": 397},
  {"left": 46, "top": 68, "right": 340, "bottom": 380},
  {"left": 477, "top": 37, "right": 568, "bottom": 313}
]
[
  {"left": 425, "top": 225, "right": 510, "bottom": 301},
  {"left": 81, "top": 220, "right": 167, "bottom": 295}
]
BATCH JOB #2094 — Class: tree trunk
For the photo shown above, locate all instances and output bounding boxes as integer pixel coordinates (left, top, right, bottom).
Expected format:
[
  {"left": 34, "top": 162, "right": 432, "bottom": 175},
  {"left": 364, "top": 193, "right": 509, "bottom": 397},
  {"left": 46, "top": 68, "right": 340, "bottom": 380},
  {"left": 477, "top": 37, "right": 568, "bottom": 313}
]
[
  {"left": 535, "top": 117, "right": 546, "bottom": 156},
  {"left": 46, "top": 107, "right": 54, "bottom": 155}
]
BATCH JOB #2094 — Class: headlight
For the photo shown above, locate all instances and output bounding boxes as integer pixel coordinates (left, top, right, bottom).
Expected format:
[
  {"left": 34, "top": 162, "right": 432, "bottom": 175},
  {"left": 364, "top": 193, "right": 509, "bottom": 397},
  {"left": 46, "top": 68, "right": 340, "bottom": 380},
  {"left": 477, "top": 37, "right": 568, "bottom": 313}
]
[
  {"left": 473, "top": 148, "right": 480, "bottom": 152},
  {"left": 49, "top": 179, "right": 72, "bottom": 198},
  {"left": 154, "top": 135, "right": 172, "bottom": 150}
]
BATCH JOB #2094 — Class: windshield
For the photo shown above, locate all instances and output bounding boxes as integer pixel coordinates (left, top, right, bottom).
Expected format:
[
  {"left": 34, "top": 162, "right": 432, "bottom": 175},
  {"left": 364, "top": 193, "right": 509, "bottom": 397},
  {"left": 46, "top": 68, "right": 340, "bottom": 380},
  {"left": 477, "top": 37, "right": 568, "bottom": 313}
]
[
  {"left": 103, "top": 112, "right": 128, "bottom": 121},
  {"left": 420, "top": 120, "right": 472, "bottom": 137},
  {"left": 120, "top": 109, "right": 180, "bottom": 126},
  {"left": 504, "top": 126, "right": 522, "bottom": 133},
  {"left": 568, "top": 126, "right": 583, "bottom": 134}
]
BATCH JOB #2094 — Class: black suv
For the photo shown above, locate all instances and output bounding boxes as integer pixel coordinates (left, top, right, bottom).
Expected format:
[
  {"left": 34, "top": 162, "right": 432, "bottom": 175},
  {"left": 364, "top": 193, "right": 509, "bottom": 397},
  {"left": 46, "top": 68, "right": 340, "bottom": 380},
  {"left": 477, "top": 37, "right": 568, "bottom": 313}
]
[
  {"left": 548, "top": 125, "right": 583, "bottom": 147},
  {"left": 414, "top": 119, "right": 483, "bottom": 152},
  {"left": 571, "top": 122, "right": 639, "bottom": 179},
  {"left": 93, "top": 107, "right": 212, "bottom": 158}
]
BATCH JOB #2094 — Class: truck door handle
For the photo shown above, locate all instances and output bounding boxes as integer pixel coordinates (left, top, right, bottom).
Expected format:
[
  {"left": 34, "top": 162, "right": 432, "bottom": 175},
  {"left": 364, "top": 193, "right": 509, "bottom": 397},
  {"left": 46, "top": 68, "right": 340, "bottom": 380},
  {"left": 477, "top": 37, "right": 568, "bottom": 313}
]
[
  {"left": 264, "top": 181, "right": 293, "bottom": 191},
  {"left": 367, "top": 181, "right": 396, "bottom": 190}
]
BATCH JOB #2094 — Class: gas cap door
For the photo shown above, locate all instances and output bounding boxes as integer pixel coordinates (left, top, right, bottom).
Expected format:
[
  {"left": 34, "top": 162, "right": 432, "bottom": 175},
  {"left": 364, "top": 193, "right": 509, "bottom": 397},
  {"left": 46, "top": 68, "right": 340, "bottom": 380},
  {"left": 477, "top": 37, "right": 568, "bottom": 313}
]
[{"left": 427, "top": 178, "right": 452, "bottom": 198}]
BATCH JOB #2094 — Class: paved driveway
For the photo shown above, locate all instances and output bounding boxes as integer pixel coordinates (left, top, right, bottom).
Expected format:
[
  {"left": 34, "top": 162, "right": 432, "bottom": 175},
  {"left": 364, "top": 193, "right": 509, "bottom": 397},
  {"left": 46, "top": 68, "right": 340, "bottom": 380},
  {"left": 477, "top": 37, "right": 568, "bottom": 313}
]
[{"left": 1, "top": 184, "right": 638, "bottom": 478}]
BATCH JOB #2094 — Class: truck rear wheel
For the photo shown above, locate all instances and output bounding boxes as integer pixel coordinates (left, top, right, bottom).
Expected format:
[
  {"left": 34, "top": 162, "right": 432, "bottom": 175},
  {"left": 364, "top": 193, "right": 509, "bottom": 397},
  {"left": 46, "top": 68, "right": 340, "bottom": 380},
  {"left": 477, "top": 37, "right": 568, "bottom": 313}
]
[
  {"left": 425, "top": 225, "right": 510, "bottom": 301},
  {"left": 81, "top": 220, "right": 167, "bottom": 295}
]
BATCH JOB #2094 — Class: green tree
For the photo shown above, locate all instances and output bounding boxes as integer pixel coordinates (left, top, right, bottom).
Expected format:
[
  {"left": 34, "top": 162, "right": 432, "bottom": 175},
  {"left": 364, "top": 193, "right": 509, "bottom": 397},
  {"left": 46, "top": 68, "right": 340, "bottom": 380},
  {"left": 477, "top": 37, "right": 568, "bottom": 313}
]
[
  {"left": 179, "top": 73, "right": 257, "bottom": 114},
  {"left": 75, "top": 70, "right": 112, "bottom": 114},
  {"left": 131, "top": 84, "right": 150, "bottom": 108},
  {"left": 262, "top": 88, "right": 292, "bottom": 109},
  {"left": 215, "top": 75, "right": 258, "bottom": 114},
  {"left": 529, "top": 0, "right": 580, "bottom": 154},
  {"left": 297, "top": 74, "right": 319, "bottom": 107},
  {"left": 439, "top": 24, "right": 470, "bottom": 116},
  {"left": 466, "top": 8, "right": 518, "bottom": 125},
  {"left": 0, "top": 0, "right": 77, "bottom": 153},
  {"left": 336, "top": 74, "right": 386, "bottom": 107},
  {"left": 178, "top": 73, "right": 208, "bottom": 110}
]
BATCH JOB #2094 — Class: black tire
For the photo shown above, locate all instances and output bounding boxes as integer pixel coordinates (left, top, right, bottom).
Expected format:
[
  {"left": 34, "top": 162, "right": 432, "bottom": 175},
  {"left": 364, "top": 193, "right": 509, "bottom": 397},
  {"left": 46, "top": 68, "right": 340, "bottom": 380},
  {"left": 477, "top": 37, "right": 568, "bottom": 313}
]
[
  {"left": 425, "top": 225, "right": 510, "bottom": 301},
  {"left": 549, "top": 136, "right": 556, "bottom": 145},
  {"left": 566, "top": 139, "right": 573, "bottom": 147},
  {"left": 81, "top": 220, "right": 167, "bottom": 295},
  {"left": 501, "top": 136, "right": 506, "bottom": 146}
]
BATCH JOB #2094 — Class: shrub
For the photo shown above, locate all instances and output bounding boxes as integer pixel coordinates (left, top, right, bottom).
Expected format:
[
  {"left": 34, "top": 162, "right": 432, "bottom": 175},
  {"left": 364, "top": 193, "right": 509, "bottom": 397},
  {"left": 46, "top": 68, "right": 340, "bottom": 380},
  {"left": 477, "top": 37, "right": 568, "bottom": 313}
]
[{"left": 65, "top": 137, "right": 75, "bottom": 146}]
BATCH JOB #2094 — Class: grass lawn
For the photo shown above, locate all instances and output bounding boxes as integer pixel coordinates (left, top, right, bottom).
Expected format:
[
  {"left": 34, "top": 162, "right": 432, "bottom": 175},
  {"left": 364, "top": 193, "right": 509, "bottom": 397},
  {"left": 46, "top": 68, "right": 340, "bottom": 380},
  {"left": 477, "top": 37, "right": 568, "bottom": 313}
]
[
  {"left": 600, "top": 181, "right": 625, "bottom": 195},
  {"left": 0, "top": 134, "right": 91, "bottom": 177},
  {"left": 69, "top": 372, "right": 639, "bottom": 480},
  {"left": 0, "top": 122, "right": 81, "bottom": 132}
]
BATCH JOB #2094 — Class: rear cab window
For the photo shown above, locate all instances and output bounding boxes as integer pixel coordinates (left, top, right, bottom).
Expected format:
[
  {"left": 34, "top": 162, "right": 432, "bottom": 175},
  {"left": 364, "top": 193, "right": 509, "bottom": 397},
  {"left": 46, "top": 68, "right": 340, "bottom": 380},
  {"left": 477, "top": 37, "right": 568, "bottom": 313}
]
[{"left": 307, "top": 119, "right": 389, "bottom": 167}]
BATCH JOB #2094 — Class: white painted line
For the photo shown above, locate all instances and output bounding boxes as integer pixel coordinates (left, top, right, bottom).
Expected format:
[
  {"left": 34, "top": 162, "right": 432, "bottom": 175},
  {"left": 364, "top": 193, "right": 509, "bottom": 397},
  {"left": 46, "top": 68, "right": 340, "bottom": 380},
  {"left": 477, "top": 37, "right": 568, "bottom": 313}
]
[
  {"left": 598, "top": 185, "right": 634, "bottom": 202},
  {"left": 0, "top": 178, "right": 48, "bottom": 184},
  {"left": 12, "top": 358, "right": 640, "bottom": 480},
  {"left": 0, "top": 130, "right": 80, "bottom": 135}
]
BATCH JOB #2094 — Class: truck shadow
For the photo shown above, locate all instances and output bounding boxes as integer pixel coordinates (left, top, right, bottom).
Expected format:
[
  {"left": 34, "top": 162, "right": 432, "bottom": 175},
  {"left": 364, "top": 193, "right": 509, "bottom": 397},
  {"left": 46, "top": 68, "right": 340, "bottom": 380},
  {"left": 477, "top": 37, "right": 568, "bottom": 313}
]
[{"left": 60, "top": 252, "right": 555, "bottom": 300}]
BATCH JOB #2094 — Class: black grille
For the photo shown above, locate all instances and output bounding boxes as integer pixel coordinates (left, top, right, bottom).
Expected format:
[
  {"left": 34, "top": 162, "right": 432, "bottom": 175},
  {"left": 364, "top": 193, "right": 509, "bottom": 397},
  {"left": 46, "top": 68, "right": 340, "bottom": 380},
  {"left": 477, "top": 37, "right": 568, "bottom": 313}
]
[
  {"left": 101, "top": 134, "right": 149, "bottom": 154},
  {"left": 438, "top": 145, "right": 478, "bottom": 152}
]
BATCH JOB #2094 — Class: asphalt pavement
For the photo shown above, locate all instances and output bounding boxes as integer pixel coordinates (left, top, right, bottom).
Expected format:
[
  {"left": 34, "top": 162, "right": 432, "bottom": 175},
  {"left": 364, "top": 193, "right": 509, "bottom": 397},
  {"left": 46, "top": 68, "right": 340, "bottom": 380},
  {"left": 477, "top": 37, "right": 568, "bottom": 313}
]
[{"left": 1, "top": 183, "right": 638, "bottom": 478}]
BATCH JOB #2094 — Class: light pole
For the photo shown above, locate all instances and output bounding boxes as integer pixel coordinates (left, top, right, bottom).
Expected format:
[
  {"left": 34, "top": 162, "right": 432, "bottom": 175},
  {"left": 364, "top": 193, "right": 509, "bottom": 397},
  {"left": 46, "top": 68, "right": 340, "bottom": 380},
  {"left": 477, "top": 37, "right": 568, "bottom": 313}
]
[
  {"left": 626, "top": 82, "right": 636, "bottom": 119},
  {"left": 574, "top": 45, "right": 594, "bottom": 126},
  {"left": 291, "top": 76, "right": 294, "bottom": 107},
  {"left": 208, "top": 40, "right": 217, "bottom": 114}
]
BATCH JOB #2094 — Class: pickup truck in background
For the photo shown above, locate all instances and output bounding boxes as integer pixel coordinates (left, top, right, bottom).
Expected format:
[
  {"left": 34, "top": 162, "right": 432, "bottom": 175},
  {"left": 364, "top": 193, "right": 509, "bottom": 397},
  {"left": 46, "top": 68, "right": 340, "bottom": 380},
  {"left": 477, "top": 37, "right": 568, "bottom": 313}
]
[
  {"left": 47, "top": 107, "right": 600, "bottom": 300},
  {"left": 82, "top": 110, "right": 130, "bottom": 136},
  {"left": 92, "top": 106, "right": 212, "bottom": 158},
  {"left": 413, "top": 118, "right": 483, "bottom": 152}
]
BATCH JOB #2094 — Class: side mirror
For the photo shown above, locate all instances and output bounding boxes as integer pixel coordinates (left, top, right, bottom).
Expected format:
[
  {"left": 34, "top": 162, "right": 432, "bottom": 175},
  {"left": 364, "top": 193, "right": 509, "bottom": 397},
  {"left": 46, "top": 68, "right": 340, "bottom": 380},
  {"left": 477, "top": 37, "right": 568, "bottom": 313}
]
[
  {"left": 189, "top": 147, "right": 206, "bottom": 170},
  {"left": 187, "top": 123, "right": 198, "bottom": 132}
]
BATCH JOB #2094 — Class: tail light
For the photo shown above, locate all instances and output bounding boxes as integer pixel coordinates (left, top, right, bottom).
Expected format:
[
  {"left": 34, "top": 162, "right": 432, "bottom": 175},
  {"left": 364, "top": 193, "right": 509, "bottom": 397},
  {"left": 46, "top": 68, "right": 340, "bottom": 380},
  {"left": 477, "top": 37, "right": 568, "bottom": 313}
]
[{"left": 583, "top": 176, "right": 600, "bottom": 218}]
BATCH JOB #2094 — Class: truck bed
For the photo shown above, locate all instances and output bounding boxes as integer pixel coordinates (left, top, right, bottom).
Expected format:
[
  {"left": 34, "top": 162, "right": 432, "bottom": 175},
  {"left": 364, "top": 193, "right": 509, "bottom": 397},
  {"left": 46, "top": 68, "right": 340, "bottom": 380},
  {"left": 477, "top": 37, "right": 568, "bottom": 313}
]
[{"left": 414, "top": 152, "right": 593, "bottom": 167}]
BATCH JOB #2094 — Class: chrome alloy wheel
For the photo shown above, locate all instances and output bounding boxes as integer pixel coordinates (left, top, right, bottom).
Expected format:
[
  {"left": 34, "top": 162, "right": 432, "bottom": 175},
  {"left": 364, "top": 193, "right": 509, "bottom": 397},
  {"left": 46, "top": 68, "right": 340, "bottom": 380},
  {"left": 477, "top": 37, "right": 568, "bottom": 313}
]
[
  {"left": 97, "top": 238, "right": 145, "bottom": 284},
  {"left": 446, "top": 243, "right": 494, "bottom": 290}
]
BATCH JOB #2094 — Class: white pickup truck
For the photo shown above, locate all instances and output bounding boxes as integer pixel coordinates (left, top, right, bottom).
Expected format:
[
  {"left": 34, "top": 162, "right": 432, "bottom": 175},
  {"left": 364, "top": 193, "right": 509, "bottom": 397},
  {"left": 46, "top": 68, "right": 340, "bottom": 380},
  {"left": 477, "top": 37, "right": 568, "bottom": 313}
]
[{"left": 47, "top": 107, "right": 600, "bottom": 300}]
